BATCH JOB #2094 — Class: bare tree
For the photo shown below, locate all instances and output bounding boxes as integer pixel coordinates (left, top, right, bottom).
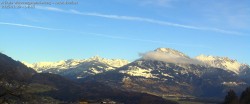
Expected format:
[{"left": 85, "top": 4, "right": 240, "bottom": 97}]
[{"left": 0, "top": 80, "right": 27, "bottom": 103}]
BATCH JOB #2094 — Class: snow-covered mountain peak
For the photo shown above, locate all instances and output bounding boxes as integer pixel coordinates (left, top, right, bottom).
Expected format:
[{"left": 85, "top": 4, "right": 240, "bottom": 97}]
[
  {"left": 22, "top": 59, "right": 85, "bottom": 72},
  {"left": 196, "top": 54, "right": 236, "bottom": 62},
  {"left": 23, "top": 57, "right": 129, "bottom": 73},
  {"left": 88, "top": 56, "right": 103, "bottom": 61},
  {"left": 83, "top": 56, "right": 129, "bottom": 67},
  {"left": 22, "top": 61, "right": 34, "bottom": 68},
  {"left": 195, "top": 54, "right": 243, "bottom": 74},
  {"left": 154, "top": 48, "right": 189, "bottom": 58},
  {"left": 195, "top": 54, "right": 215, "bottom": 60}
]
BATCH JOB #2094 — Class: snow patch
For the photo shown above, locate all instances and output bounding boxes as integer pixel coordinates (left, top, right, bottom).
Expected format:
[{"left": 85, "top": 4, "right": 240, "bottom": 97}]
[
  {"left": 196, "top": 55, "right": 242, "bottom": 74},
  {"left": 222, "top": 81, "right": 246, "bottom": 86},
  {"left": 119, "top": 66, "right": 157, "bottom": 78},
  {"left": 162, "top": 73, "right": 174, "bottom": 78}
]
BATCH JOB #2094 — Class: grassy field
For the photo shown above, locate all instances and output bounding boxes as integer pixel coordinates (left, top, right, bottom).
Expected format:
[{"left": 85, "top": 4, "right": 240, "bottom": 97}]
[
  {"left": 163, "top": 96, "right": 222, "bottom": 104},
  {"left": 177, "top": 101, "right": 217, "bottom": 104}
]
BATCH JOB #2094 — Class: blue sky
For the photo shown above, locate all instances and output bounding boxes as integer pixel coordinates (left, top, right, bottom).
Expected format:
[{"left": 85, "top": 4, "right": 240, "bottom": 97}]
[{"left": 0, "top": 0, "right": 250, "bottom": 64}]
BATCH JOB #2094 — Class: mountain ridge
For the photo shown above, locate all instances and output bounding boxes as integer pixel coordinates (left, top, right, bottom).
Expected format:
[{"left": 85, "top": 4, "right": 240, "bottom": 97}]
[
  {"left": 1, "top": 52, "right": 178, "bottom": 104},
  {"left": 196, "top": 54, "right": 250, "bottom": 74},
  {"left": 22, "top": 48, "right": 249, "bottom": 76},
  {"left": 79, "top": 48, "right": 250, "bottom": 98},
  {"left": 22, "top": 56, "right": 129, "bottom": 73}
]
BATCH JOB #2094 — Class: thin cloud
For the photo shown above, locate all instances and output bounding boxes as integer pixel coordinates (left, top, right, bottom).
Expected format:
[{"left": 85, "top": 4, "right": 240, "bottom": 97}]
[
  {"left": 36, "top": 6, "right": 66, "bottom": 12},
  {"left": 36, "top": 6, "right": 244, "bottom": 36},
  {"left": 140, "top": 51, "right": 204, "bottom": 65},
  {"left": 0, "top": 21, "right": 206, "bottom": 48},
  {"left": 79, "top": 32, "right": 207, "bottom": 48},
  {"left": 0, "top": 22, "right": 63, "bottom": 31}
]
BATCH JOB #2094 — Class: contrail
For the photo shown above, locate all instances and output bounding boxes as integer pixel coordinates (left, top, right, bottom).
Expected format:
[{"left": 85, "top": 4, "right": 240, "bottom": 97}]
[
  {"left": 0, "top": 22, "right": 63, "bottom": 31},
  {"left": 36, "top": 6, "right": 244, "bottom": 36},
  {"left": 0, "top": 21, "right": 207, "bottom": 48}
]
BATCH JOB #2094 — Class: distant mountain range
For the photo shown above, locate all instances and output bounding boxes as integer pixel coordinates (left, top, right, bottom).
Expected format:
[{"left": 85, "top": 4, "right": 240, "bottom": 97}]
[
  {"left": 5, "top": 47, "right": 250, "bottom": 103},
  {"left": 77, "top": 48, "right": 249, "bottom": 98},
  {"left": 22, "top": 56, "right": 129, "bottom": 79},
  {"left": 23, "top": 48, "right": 250, "bottom": 80},
  {"left": 0, "top": 52, "right": 178, "bottom": 104},
  {"left": 196, "top": 54, "right": 249, "bottom": 74}
]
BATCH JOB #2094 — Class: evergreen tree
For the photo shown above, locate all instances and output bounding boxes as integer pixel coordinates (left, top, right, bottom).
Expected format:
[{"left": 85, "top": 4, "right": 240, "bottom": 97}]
[
  {"left": 223, "top": 90, "right": 239, "bottom": 104},
  {"left": 240, "top": 87, "right": 250, "bottom": 104}
]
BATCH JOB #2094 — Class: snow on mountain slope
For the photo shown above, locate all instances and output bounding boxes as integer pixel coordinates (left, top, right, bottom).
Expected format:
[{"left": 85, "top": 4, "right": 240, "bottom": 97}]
[
  {"left": 119, "top": 66, "right": 158, "bottom": 78},
  {"left": 22, "top": 56, "right": 129, "bottom": 73},
  {"left": 22, "top": 59, "right": 85, "bottom": 73},
  {"left": 60, "top": 56, "right": 130, "bottom": 79},
  {"left": 154, "top": 48, "right": 190, "bottom": 58},
  {"left": 89, "top": 56, "right": 129, "bottom": 68},
  {"left": 195, "top": 54, "right": 248, "bottom": 74},
  {"left": 90, "top": 57, "right": 246, "bottom": 97},
  {"left": 141, "top": 48, "right": 203, "bottom": 65}
]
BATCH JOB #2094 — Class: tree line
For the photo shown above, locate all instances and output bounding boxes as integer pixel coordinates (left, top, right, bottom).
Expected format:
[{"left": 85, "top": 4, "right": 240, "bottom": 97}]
[{"left": 223, "top": 87, "right": 250, "bottom": 104}]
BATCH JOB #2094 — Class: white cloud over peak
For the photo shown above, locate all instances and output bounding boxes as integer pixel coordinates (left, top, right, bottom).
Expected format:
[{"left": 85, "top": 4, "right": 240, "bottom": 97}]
[{"left": 140, "top": 51, "right": 204, "bottom": 65}]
